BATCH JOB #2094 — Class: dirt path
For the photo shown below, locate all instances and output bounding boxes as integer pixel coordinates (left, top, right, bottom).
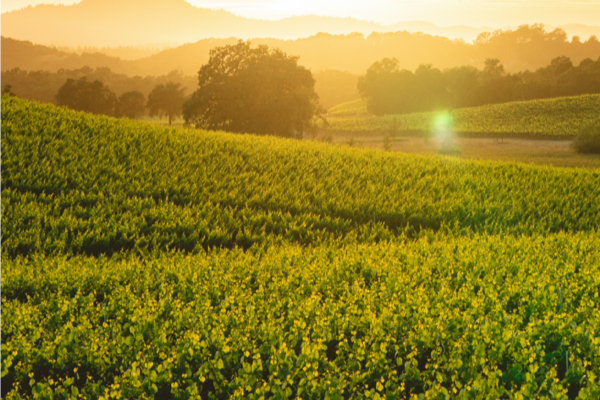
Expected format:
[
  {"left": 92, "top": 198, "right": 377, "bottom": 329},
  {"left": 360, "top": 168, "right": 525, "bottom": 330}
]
[{"left": 326, "top": 134, "right": 600, "bottom": 169}]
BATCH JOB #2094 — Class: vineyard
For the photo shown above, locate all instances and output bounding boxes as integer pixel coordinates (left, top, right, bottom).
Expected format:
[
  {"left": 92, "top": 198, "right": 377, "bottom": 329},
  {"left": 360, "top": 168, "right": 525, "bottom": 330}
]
[
  {"left": 324, "top": 95, "right": 600, "bottom": 138},
  {"left": 2, "top": 96, "right": 600, "bottom": 399}
]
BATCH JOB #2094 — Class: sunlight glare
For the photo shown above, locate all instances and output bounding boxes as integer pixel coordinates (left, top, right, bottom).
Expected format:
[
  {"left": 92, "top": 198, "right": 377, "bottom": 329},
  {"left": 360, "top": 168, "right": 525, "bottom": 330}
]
[{"left": 432, "top": 112, "right": 453, "bottom": 140}]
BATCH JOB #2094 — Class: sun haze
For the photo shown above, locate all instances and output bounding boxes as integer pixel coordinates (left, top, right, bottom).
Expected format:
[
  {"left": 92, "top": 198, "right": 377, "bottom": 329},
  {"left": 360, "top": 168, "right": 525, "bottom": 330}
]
[
  {"left": 3, "top": 0, "right": 600, "bottom": 397},
  {"left": 3, "top": 0, "right": 600, "bottom": 27}
]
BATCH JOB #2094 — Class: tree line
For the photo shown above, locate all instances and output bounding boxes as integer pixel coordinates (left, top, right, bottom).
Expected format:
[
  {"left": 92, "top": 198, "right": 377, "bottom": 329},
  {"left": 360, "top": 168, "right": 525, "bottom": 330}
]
[
  {"left": 4, "top": 24, "right": 600, "bottom": 76},
  {"left": 46, "top": 77, "right": 186, "bottom": 124},
  {"left": 0, "top": 67, "right": 196, "bottom": 108},
  {"left": 4, "top": 39, "right": 599, "bottom": 136},
  {"left": 3, "top": 41, "right": 323, "bottom": 135},
  {"left": 0, "top": 66, "right": 356, "bottom": 111},
  {"left": 359, "top": 55, "right": 600, "bottom": 115}
]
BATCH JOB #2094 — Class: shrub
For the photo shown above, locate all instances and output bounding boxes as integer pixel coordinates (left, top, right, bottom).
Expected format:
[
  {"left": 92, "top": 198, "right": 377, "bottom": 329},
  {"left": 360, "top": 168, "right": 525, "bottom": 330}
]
[{"left": 572, "top": 124, "right": 600, "bottom": 154}]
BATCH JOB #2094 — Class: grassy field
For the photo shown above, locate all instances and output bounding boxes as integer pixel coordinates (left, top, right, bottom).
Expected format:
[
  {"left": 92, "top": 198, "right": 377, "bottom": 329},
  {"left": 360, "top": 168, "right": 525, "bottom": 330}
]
[
  {"left": 327, "top": 99, "right": 370, "bottom": 118},
  {"left": 321, "top": 95, "right": 600, "bottom": 169},
  {"left": 3, "top": 96, "right": 600, "bottom": 399},
  {"left": 323, "top": 94, "right": 600, "bottom": 139}
]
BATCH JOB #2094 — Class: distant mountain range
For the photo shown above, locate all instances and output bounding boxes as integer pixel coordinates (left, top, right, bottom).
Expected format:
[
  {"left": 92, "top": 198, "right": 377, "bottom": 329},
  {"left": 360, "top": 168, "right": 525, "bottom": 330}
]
[
  {"left": 0, "top": 0, "right": 474, "bottom": 46},
  {"left": 3, "top": 0, "right": 599, "bottom": 47},
  {"left": 4, "top": 24, "right": 600, "bottom": 78}
]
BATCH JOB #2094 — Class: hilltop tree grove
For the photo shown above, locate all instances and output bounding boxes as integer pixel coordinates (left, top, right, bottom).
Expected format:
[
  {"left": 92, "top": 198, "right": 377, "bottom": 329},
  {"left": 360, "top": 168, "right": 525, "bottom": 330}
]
[{"left": 183, "top": 40, "right": 323, "bottom": 138}]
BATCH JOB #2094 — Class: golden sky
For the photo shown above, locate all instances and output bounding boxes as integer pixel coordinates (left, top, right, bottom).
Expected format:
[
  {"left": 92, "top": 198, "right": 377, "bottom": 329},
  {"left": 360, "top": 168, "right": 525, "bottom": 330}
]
[{"left": 2, "top": 0, "right": 600, "bottom": 27}]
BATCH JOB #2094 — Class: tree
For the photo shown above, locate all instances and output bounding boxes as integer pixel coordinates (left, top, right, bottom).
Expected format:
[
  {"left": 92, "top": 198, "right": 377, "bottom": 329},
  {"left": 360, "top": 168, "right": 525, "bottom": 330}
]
[
  {"left": 56, "top": 77, "right": 117, "bottom": 116},
  {"left": 358, "top": 59, "right": 449, "bottom": 115},
  {"left": 477, "top": 59, "right": 517, "bottom": 105},
  {"left": 2, "top": 84, "right": 16, "bottom": 97},
  {"left": 147, "top": 82, "right": 186, "bottom": 126},
  {"left": 548, "top": 56, "right": 574, "bottom": 76},
  {"left": 183, "top": 40, "right": 322, "bottom": 137},
  {"left": 117, "top": 91, "right": 146, "bottom": 119},
  {"left": 586, "top": 35, "right": 600, "bottom": 44},
  {"left": 413, "top": 64, "right": 448, "bottom": 111},
  {"left": 358, "top": 58, "right": 403, "bottom": 116},
  {"left": 482, "top": 58, "right": 505, "bottom": 80}
]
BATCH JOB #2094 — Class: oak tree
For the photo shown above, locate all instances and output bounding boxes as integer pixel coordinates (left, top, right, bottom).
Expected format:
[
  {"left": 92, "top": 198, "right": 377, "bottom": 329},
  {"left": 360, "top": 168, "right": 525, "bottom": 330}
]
[
  {"left": 183, "top": 40, "right": 322, "bottom": 137},
  {"left": 147, "top": 82, "right": 185, "bottom": 126}
]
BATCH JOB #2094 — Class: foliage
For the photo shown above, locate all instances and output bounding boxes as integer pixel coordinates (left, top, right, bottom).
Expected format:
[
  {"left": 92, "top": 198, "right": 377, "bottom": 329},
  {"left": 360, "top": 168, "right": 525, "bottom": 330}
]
[
  {"left": 1, "top": 66, "right": 196, "bottom": 108},
  {"left": 4, "top": 24, "right": 600, "bottom": 77},
  {"left": 147, "top": 82, "right": 186, "bottom": 126},
  {"left": 2, "top": 84, "right": 16, "bottom": 97},
  {"left": 3, "top": 97, "right": 600, "bottom": 399},
  {"left": 55, "top": 77, "right": 118, "bottom": 116},
  {"left": 3, "top": 236, "right": 600, "bottom": 399},
  {"left": 572, "top": 123, "right": 600, "bottom": 154},
  {"left": 357, "top": 55, "right": 600, "bottom": 116},
  {"left": 4, "top": 97, "right": 600, "bottom": 257},
  {"left": 183, "top": 40, "right": 322, "bottom": 138},
  {"left": 322, "top": 94, "right": 600, "bottom": 139},
  {"left": 358, "top": 58, "right": 404, "bottom": 116},
  {"left": 116, "top": 91, "right": 146, "bottom": 119}
]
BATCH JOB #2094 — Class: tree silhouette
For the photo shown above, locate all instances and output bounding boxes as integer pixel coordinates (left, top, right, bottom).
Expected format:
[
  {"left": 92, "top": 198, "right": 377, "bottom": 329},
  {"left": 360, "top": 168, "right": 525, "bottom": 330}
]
[
  {"left": 117, "top": 91, "right": 146, "bottom": 119},
  {"left": 482, "top": 59, "right": 505, "bottom": 80},
  {"left": 147, "top": 82, "right": 185, "bottom": 126},
  {"left": 2, "top": 84, "right": 16, "bottom": 97},
  {"left": 183, "top": 40, "right": 322, "bottom": 137},
  {"left": 357, "top": 58, "right": 405, "bottom": 116},
  {"left": 358, "top": 54, "right": 600, "bottom": 116},
  {"left": 56, "top": 77, "right": 117, "bottom": 116}
]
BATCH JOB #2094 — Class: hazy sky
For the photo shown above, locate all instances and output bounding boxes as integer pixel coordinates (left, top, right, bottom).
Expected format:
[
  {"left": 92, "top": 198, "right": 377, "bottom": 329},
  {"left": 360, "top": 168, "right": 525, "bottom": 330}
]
[{"left": 2, "top": 0, "right": 600, "bottom": 27}]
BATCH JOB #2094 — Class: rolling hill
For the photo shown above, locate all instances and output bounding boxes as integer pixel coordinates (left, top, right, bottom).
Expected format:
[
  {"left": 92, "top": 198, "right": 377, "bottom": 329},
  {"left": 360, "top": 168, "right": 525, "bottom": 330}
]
[
  {"left": 4, "top": 96, "right": 600, "bottom": 255},
  {"left": 5, "top": 34, "right": 468, "bottom": 77},
  {"left": 324, "top": 94, "right": 600, "bottom": 138},
  {"left": 3, "top": 95, "right": 600, "bottom": 399}
]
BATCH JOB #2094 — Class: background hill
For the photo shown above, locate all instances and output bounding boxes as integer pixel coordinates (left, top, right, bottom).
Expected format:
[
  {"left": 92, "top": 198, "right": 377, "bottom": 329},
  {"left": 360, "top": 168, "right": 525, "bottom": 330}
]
[
  {"left": 3, "top": 24, "right": 600, "bottom": 110},
  {"left": 0, "top": 0, "right": 384, "bottom": 47},
  {"left": 3, "top": 0, "right": 600, "bottom": 48},
  {"left": 4, "top": 24, "right": 600, "bottom": 77},
  {"left": 324, "top": 95, "right": 600, "bottom": 139}
]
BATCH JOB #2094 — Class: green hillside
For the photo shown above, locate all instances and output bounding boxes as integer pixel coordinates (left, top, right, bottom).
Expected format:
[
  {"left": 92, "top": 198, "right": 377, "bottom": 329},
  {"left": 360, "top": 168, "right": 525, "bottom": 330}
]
[
  {"left": 324, "top": 94, "right": 600, "bottom": 138},
  {"left": 328, "top": 99, "right": 369, "bottom": 117},
  {"left": 3, "top": 97, "right": 600, "bottom": 257},
  {"left": 2, "top": 97, "right": 600, "bottom": 399}
]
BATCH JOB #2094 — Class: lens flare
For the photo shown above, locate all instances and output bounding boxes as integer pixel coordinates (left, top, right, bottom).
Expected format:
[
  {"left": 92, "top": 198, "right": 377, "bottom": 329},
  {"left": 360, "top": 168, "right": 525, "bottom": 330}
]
[{"left": 432, "top": 112, "right": 453, "bottom": 140}]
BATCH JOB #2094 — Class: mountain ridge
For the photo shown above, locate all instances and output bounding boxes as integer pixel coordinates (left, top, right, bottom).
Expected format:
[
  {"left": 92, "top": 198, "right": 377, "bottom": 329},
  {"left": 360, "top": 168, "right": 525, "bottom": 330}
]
[
  {"left": 1, "top": 0, "right": 383, "bottom": 46},
  {"left": 3, "top": 0, "right": 599, "bottom": 48}
]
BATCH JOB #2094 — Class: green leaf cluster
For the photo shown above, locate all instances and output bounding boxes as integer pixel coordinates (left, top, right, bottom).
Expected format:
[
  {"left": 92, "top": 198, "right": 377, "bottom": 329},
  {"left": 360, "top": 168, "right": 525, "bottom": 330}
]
[{"left": 3, "top": 236, "right": 600, "bottom": 399}]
